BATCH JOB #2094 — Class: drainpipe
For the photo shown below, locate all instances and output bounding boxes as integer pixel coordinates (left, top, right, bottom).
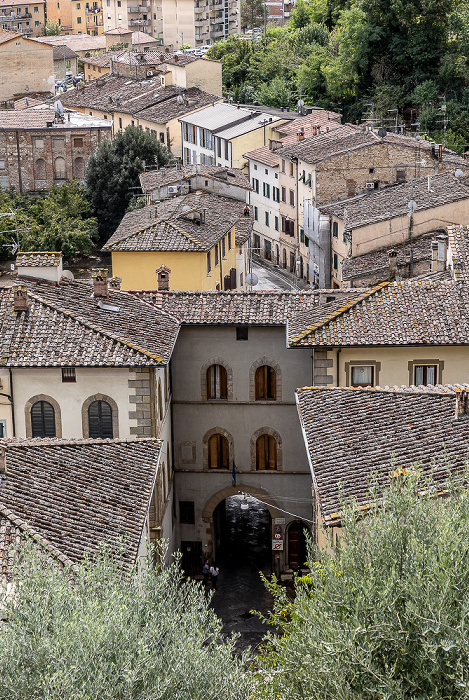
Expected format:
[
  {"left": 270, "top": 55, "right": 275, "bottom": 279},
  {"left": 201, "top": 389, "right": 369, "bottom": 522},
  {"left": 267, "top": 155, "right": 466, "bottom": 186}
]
[
  {"left": 15, "top": 131, "right": 23, "bottom": 194},
  {"left": 311, "top": 350, "right": 314, "bottom": 385},
  {"left": 8, "top": 368, "right": 15, "bottom": 436},
  {"left": 336, "top": 347, "right": 341, "bottom": 387}
]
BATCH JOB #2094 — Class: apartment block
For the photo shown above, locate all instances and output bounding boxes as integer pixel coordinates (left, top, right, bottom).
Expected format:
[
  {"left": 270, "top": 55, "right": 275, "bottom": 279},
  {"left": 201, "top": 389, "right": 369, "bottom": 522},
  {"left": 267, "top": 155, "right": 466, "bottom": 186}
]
[{"left": 0, "top": 0, "right": 45, "bottom": 36}]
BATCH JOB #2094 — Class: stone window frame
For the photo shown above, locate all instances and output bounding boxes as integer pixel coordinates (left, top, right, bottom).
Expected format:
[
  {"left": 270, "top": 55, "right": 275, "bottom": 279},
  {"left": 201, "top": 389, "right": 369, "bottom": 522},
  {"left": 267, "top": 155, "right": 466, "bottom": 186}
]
[
  {"left": 25, "top": 394, "right": 62, "bottom": 438},
  {"left": 250, "top": 427, "right": 283, "bottom": 471},
  {"left": 200, "top": 357, "right": 233, "bottom": 402},
  {"left": 345, "top": 360, "right": 381, "bottom": 387},
  {"left": 202, "top": 426, "right": 234, "bottom": 471},
  {"left": 81, "top": 393, "right": 119, "bottom": 439},
  {"left": 249, "top": 356, "right": 282, "bottom": 401},
  {"left": 408, "top": 359, "right": 444, "bottom": 386}
]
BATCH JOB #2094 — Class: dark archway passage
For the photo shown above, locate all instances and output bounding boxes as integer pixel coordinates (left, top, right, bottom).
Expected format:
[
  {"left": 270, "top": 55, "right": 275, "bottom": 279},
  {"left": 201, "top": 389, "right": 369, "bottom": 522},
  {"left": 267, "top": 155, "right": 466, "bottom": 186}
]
[{"left": 213, "top": 495, "right": 272, "bottom": 571}]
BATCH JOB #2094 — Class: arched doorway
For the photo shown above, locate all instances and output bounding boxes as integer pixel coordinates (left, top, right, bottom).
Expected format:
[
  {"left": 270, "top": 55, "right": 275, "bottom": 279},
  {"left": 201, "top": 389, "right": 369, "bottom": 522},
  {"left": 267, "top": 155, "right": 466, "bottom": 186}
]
[
  {"left": 213, "top": 495, "right": 272, "bottom": 571},
  {"left": 287, "top": 521, "right": 309, "bottom": 570}
]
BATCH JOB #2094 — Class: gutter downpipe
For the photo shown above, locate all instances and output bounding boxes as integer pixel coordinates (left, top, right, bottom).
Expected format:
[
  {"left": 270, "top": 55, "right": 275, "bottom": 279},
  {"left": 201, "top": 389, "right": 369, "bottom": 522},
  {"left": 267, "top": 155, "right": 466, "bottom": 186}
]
[{"left": 8, "top": 368, "right": 16, "bottom": 436}]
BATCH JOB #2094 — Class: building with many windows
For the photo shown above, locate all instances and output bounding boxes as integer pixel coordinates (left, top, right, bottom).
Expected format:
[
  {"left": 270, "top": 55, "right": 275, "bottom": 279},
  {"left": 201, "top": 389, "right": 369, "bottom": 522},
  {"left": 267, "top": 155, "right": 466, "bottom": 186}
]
[{"left": 0, "top": 0, "right": 45, "bottom": 36}]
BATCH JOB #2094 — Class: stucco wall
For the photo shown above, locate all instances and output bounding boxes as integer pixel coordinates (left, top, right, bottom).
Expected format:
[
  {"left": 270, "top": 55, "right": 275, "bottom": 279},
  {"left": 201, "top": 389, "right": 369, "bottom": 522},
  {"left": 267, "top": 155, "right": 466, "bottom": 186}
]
[{"left": 0, "top": 36, "right": 54, "bottom": 102}]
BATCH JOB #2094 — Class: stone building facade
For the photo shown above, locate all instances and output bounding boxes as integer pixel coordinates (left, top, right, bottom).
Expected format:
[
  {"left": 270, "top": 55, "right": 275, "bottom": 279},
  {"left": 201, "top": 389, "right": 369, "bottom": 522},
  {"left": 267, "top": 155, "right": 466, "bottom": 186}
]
[
  {"left": 0, "top": 108, "right": 111, "bottom": 192},
  {"left": 0, "top": 30, "right": 54, "bottom": 102}
]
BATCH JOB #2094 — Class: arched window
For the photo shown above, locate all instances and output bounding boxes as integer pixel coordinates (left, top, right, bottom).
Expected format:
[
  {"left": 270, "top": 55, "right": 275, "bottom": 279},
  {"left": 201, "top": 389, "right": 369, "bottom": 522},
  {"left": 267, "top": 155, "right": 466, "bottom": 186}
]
[
  {"left": 54, "top": 156, "right": 66, "bottom": 180},
  {"left": 34, "top": 158, "right": 46, "bottom": 180},
  {"left": 208, "top": 433, "right": 229, "bottom": 469},
  {"left": 207, "top": 364, "right": 227, "bottom": 400},
  {"left": 255, "top": 365, "right": 276, "bottom": 400},
  {"left": 73, "top": 156, "right": 85, "bottom": 179},
  {"left": 31, "top": 400, "right": 56, "bottom": 437},
  {"left": 256, "top": 434, "right": 277, "bottom": 470},
  {"left": 88, "top": 399, "right": 113, "bottom": 438}
]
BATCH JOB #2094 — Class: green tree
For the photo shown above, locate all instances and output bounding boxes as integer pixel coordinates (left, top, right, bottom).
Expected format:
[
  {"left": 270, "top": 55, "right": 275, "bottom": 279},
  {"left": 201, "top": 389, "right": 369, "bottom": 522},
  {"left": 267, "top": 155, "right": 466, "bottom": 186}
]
[
  {"left": 258, "top": 469, "right": 469, "bottom": 699},
  {"left": 290, "top": 0, "right": 310, "bottom": 28},
  {"left": 85, "top": 125, "right": 170, "bottom": 241},
  {"left": 255, "top": 76, "right": 294, "bottom": 107},
  {"left": 40, "top": 19, "right": 62, "bottom": 35},
  {"left": 0, "top": 540, "right": 253, "bottom": 700},
  {"left": 0, "top": 182, "right": 96, "bottom": 257},
  {"left": 241, "top": 0, "right": 264, "bottom": 29}
]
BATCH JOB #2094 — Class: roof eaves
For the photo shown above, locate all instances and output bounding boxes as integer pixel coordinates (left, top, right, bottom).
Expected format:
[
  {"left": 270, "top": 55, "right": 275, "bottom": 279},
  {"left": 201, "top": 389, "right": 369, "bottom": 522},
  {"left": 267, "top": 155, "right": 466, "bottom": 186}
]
[{"left": 289, "top": 281, "right": 389, "bottom": 344}]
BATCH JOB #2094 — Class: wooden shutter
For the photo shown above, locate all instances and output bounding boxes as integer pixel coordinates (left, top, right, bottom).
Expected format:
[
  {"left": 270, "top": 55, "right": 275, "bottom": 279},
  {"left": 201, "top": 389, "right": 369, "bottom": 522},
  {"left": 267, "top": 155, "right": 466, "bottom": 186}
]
[
  {"left": 256, "top": 435, "right": 266, "bottom": 470},
  {"left": 208, "top": 434, "right": 218, "bottom": 468},
  {"left": 88, "top": 400, "right": 113, "bottom": 439},
  {"left": 255, "top": 366, "right": 276, "bottom": 400},
  {"left": 267, "top": 366, "right": 276, "bottom": 400},
  {"left": 208, "top": 433, "right": 228, "bottom": 468},
  {"left": 220, "top": 435, "right": 229, "bottom": 468},
  {"left": 31, "top": 400, "right": 55, "bottom": 438},
  {"left": 267, "top": 435, "right": 277, "bottom": 470}
]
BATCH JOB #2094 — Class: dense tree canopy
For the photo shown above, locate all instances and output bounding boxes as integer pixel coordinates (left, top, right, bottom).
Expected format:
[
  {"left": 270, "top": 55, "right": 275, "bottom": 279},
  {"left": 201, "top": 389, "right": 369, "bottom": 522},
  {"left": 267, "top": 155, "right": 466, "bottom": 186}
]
[
  {"left": 257, "top": 469, "right": 469, "bottom": 699},
  {"left": 207, "top": 0, "right": 469, "bottom": 148},
  {"left": 0, "top": 182, "right": 97, "bottom": 257},
  {"left": 85, "top": 125, "right": 170, "bottom": 241},
  {"left": 0, "top": 541, "right": 253, "bottom": 700}
]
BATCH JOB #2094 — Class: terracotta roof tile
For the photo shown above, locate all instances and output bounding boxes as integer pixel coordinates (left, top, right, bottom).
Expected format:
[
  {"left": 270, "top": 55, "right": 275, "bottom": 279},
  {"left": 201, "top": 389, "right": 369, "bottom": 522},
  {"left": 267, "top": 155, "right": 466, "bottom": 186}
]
[
  {"left": 0, "top": 279, "right": 179, "bottom": 366},
  {"left": 448, "top": 225, "right": 469, "bottom": 283},
  {"left": 139, "top": 164, "right": 250, "bottom": 193},
  {"left": 16, "top": 251, "right": 62, "bottom": 267},
  {"left": 296, "top": 384, "right": 469, "bottom": 526},
  {"left": 288, "top": 279, "right": 469, "bottom": 347},
  {"left": 0, "top": 437, "right": 161, "bottom": 570},
  {"left": 103, "top": 192, "right": 252, "bottom": 252}
]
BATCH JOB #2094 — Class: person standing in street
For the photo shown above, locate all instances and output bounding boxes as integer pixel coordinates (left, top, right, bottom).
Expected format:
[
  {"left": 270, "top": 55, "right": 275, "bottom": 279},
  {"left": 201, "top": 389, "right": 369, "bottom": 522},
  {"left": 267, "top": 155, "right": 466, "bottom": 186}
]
[
  {"left": 210, "top": 562, "right": 219, "bottom": 591},
  {"left": 202, "top": 559, "right": 210, "bottom": 587}
]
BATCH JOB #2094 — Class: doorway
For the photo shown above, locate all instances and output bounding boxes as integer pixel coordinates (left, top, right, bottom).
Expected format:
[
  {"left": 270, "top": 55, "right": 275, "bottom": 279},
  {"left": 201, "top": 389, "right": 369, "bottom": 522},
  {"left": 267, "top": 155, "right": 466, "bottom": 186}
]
[
  {"left": 287, "top": 521, "right": 309, "bottom": 570},
  {"left": 213, "top": 495, "right": 272, "bottom": 572},
  {"left": 181, "top": 540, "right": 202, "bottom": 576}
]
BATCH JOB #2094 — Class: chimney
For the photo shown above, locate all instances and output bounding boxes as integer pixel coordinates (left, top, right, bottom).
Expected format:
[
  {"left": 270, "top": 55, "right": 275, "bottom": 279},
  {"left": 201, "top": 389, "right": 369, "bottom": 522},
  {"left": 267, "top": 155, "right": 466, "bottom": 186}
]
[
  {"left": 243, "top": 203, "right": 250, "bottom": 216},
  {"left": 297, "top": 129, "right": 305, "bottom": 141},
  {"left": 156, "top": 265, "right": 171, "bottom": 291},
  {"left": 437, "top": 233, "right": 447, "bottom": 271},
  {"left": 313, "top": 126, "right": 317, "bottom": 136},
  {"left": 12, "top": 284, "right": 28, "bottom": 312},
  {"left": 388, "top": 250, "right": 398, "bottom": 278},
  {"left": 317, "top": 125, "right": 321, "bottom": 134},
  {"left": 92, "top": 269, "right": 109, "bottom": 298},
  {"left": 456, "top": 387, "right": 469, "bottom": 418},
  {"left": 0, "top": 445, "right": 6, "bottom": 474},
  {"left": 109, "top": 276, "right": 122, "bottom": 290}
]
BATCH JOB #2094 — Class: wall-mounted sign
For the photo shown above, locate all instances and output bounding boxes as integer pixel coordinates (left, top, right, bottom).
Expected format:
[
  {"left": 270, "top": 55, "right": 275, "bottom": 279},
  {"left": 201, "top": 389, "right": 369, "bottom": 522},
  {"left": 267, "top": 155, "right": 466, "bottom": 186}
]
[
  {"left": 274, "top": 518, "right": 285, "bottom": 525},
  {"left": 272, "top": 540, "right": 284, "bottom": 550}
]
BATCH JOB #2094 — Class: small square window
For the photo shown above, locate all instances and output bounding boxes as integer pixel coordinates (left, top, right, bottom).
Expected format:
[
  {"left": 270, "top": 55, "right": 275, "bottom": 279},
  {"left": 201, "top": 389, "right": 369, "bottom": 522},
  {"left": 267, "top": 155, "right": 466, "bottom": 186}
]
[
  {"left": 0, "top": 419, "right": 6, "bottom": 437},
  {"left": 369, "top": 167, "right": 374, "bottom": 174},
  {"left": 351, "top": 366, "right": 374, "bottom": 386},
  {"left": 73, "top": 137, "right": 84, "bottom": 147},
  {"left": 179, "top": 501, "right": 195, "bottom": 524},
  {"left": 62, "top": 367, "right": 76, "bottom": 382},
  {"left": 236, "top": 326, "right": 248, "bottom": 340}
]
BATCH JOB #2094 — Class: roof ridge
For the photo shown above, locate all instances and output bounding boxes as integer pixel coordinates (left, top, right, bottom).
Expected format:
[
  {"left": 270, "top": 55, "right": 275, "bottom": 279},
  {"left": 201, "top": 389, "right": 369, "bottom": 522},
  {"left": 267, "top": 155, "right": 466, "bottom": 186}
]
[
  {"left": 0, "top": 501, "right": 78, "bottom": 570},
  {"left": 25, "top": 288, "right": 166, "bottom": 364},
  {"left": 289, "top": 281, "right": 389, "bottom": 343},
  {"left": 296, "top": 384, "right": 461, "bottom": 397},
  {"left": 0, "top": 436, "right": 162, "bottom": 446}
]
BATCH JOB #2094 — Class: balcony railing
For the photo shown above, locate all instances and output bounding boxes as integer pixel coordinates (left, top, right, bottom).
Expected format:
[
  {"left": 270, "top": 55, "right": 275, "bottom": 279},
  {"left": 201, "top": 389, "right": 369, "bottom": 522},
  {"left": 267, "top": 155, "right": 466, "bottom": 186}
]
[{"left": 130, "top": 17, "right": 150, "bottom": 25}]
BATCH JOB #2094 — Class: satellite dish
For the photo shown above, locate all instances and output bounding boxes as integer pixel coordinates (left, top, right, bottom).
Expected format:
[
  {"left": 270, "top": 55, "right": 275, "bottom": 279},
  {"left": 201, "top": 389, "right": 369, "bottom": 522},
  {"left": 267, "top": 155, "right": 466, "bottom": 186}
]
[
  {"left": 177, "top": 94, "right": 184, "bottom": 104},
  {"left": 246, "top": 272, "right": 258, "bottom": 286},
  {"left": 54, "top": 100, "right": 64, "bottom": 115},
  {"left": 182, "top": 205, "right": 191, "bottom": 212},
  {"left": 455, "top": 169, "right": 465, "bottom": 178},
  {"left": 416, "top": 135, "right": 422, "bottom": 141},
  {"left": 61, "top": 269, "right": 74, "bottom": 281},
  {"left": 378, "top": 127, "right": 387, "bottom": 138},
  {"left": 297, "top": 99, "right": 304, "bottom": 107},
  {"left": 407, "top": 200, "right": 417, "bottom": 215}
]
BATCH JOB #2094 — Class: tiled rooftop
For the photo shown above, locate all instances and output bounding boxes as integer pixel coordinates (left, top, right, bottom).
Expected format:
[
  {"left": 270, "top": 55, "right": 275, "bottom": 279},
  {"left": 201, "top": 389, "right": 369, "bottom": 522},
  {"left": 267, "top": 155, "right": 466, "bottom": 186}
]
[
  {"left": 340, "top": 233, "right": 435, "bottom": 281},
  {"left": 288, "top": 279, "right": 469, "bottom": 347},
  {"left": 0, "top": 279, "right": 179, "bottom": 366},
  {"left": 35, "top": 31, "right": 157, "bottom": 53},
  {"left": 448, "top": 225, "right": 469, "bottom": 283},
  {"left": 296, "top": 384, "right": 469, "bottom": 526},
  {"left": 130, "top": 289, "right": 357, "bottom": 325},
  {"left": 103, "top": 192, "right": 253, "bottom": 252},
  {"left": 0, "top": 437, "right": 161, "bottom": 571},
  {"left": 63, "top": 76, "right": 219, "bottom": 123},
  {"left": 322, "top": 173, "right": 469, "bottom": 228},
  {"left": 112, "top": 49, "right": 204, "bottom": 68},
  {"left": 139, "top": 164, "right": 250, "bottom": 192},
  {"left": 0, "top": 107, "right": 110, "bottom": 130},
  {"left": 16, "top": 251, "right": 62, "bottom": 267},
  {"left": 0, "top": 29, "right": 21, "bottom": 45},
  {"left": 52, "top": 45, "right": 78, "bottom": 61}
]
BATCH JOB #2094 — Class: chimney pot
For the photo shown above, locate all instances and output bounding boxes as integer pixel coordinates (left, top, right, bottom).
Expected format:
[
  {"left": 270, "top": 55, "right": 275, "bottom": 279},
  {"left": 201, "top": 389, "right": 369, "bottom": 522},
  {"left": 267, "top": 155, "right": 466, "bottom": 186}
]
[
  {"left": 92, "top": 268, "right": 109, "bottom": 298},
  {"left": 388, "top": 250, "right": 398, "bottom": 277},
  {"left": 109, "top": 276, "right": 122, "bottom": 290},
  {"left": 13, "top": 284, "right": 28, "bottom": 312}
]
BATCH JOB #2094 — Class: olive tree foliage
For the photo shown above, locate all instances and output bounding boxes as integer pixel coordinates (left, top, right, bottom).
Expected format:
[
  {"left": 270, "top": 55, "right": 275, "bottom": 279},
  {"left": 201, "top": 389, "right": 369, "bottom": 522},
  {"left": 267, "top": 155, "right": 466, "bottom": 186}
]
[
  {"left": 257, "top": 469, "right": 469, "bottom": 700},
  {"left": 0, "top": 540, "right": 253, "bottom": 700}
]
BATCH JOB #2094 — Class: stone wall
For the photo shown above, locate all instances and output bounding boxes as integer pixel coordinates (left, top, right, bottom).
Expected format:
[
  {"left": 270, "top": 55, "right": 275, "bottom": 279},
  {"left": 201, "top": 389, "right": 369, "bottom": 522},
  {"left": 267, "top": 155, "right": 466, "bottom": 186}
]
[{"left": 128, "top": 367, "right": 156, "bottom": 437}]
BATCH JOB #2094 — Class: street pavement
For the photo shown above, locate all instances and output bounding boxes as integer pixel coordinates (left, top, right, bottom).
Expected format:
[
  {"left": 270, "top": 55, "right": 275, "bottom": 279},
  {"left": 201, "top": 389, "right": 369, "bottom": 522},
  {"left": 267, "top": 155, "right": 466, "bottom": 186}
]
[{"left": 250, "top": 261, "right": 298, "bottom": 291}]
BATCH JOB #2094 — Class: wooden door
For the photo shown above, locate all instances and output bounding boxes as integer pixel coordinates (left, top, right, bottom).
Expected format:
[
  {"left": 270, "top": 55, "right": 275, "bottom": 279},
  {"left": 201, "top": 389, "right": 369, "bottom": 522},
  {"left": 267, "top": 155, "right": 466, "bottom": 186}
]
[
  {"left": 288, "top": 529, "right": 300, "bottom": 568},
  {"left": 181, "top": 541, "right": 202, "bottom": 577}
]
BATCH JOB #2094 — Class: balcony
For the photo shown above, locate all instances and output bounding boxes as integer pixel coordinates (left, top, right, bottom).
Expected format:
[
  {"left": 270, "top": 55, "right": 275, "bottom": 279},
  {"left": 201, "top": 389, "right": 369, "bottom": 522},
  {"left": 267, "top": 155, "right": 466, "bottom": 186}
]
[
  {"left": 127, "top": 5, "right": 140, "bottom": 11},
  {"left": 130, "top": 17, "right": 150, "bottom": 25},
  {"left": 85, "top": 8, "right": 103, "bottom": 13}
]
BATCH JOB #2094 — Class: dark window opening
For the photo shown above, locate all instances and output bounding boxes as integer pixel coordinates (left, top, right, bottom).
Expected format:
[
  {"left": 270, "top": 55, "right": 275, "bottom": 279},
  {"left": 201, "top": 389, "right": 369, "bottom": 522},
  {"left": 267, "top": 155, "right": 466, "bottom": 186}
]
[
  {"left": 236, "top": 326, "right": 248, "bottom": 340},
  {"left": 88, "top": 399, "right": 113, "bottom": 438},
  {"left": 31, "top": 400, "right": 56, "bottom": 438},
  {"left": 207, "top": 364, "right": 227, "bottom": 400},
  {"left": 179, "top": 501, "right": 195, "bottom": 524},
  {"left": 62, "top": 367, "right": 76, "bottom": 383}
]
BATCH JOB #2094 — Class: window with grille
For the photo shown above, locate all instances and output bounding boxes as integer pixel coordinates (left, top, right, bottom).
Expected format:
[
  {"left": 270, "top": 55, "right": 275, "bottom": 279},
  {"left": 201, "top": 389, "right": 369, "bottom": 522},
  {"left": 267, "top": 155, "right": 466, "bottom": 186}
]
[
  {"left": 351, "top": 366, "right": 374, "bottom": 386},
  {"left": 88, "top": 400, "right": 113, "bottom": 439},
  {"left": 62, "top": 367, "right": 76, "bottom": 383},
  {"left": 255, "top": 365, "right": 276, "bottom": 400},
  {"left": 208, "top": 433, "right": 229, "bottom": 469},
  {"left": 31, "top": 400, "right": 56, "bottom": 437},
  {"left": 207, "top": 364, "right": 227, "bottom": 400},
  {"left": 256, "top": 434, "right": 277, "bottom": 470}
]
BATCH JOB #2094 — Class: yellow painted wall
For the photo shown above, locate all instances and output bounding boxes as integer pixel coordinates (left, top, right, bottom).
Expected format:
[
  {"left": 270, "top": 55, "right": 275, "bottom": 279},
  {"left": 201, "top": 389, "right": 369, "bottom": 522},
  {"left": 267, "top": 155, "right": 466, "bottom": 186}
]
[
  {"left": 184, "top": 59, "right": 223, "bottom": 97},
  {"left": 0, "top": 36, "right": 55, "bottom": 101},
  {"left": 46, "top": 0, "right": 73, "bottom": 31},
  {"left": 83, "top": 60, "right": 110, "bottom": 81},
  {"left": 323, "top": 345, "right": 469, "bottom": 388},
  {"left": 111, "top": 228, "right": 238, "bottom": 290},
  {"left": 232, "top": 121, "right": 288, "bottom": 172}
]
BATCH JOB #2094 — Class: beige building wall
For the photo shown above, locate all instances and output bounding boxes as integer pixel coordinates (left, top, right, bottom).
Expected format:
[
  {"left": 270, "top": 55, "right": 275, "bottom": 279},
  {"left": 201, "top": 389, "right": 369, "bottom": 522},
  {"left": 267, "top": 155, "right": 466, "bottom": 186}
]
[
  {"left": 0, "top": 370, "right": 13, "bottom": 439},
  {"left": 1, "top": 0, "right": 47, "bottom": 36},
  {"left": 161, "top": 0, "right": 195, "bottom": 51},
  {"left": 0, "top": 36, "right": 55, "bottom": 101},
  {"left": 46, "top": 0, "right": 73, "bottom": 31},
  {"left": 315, "top": 345, "right": 469, "bottom": 389}
]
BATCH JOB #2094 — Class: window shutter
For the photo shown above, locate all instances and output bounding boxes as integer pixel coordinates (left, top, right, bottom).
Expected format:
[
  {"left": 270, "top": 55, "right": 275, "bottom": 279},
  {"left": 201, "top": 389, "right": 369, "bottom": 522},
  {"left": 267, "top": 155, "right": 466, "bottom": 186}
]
[
  {"left": 230, "top": 268, "right": 237, "bottom": 290},
  {"left": 221, "top": 435, "right": 229, "bottom": 468},
  {"left": 267, "top": 366, "right": 276, "bottom": 400},
  {"left": 267, "top": 436, "right": 277, "bottom": 470},
  {"left": 255, "top": 366, "right": 264, "bottom": 399},
  {"left": 31, "top": 400, "right": 56, "bottom": 438},
  {"left": 256, "top": 435, "right": 266, "bottom": 469},
  {"left": 88, "top": 400, "right": 113, "bottom": 439}
]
